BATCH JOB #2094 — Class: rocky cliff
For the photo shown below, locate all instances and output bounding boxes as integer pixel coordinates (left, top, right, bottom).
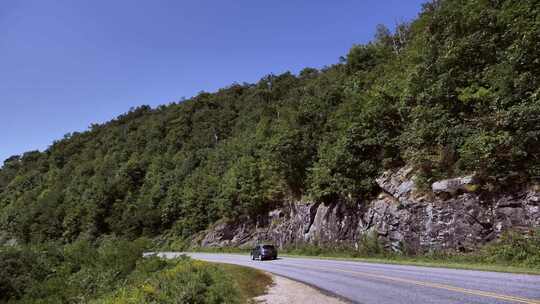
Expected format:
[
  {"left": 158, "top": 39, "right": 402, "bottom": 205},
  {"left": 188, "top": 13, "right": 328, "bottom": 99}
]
[{"left": 192, "top": 167, "right": 540, "bottom": 253}]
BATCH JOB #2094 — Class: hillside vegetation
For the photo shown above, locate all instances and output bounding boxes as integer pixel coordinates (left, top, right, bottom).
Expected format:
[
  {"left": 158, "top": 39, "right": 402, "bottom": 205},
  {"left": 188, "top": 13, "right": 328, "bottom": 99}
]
[
  {"left": 0, "top": 238, "right": 270, "bottom": 303},
  {"left": 1, "top": 0, "right": 539, "bottom": 246}
]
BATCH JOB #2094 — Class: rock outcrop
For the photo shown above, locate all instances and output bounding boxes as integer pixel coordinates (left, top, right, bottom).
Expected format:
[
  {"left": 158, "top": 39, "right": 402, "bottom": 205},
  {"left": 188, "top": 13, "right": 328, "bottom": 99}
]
[
  {"left": 192, "top": 167, "right": 540, "bottom": 253},
  {"left": 431, "top": 175, "right": 476, "bottom": 195}
]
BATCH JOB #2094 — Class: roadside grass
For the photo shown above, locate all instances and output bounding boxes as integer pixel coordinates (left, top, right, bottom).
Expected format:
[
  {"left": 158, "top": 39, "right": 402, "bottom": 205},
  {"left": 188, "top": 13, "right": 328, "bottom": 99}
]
[
  {"left": 187, "top": 231, "right": 540, "bottom": 276},
  {"left": 186, "top": 248, "right": 540, "bottom": 275},
  {"left": 218, "top": 263, "right": 273, "bottom": 303},
  {"left": 94, "top": 257, "right": 272, "bottom": 304}
]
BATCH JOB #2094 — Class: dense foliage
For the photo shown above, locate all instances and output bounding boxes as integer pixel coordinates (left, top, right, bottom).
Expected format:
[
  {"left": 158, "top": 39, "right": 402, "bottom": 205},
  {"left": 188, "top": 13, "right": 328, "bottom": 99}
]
[
  {"left": 1, "top": 0, "right": 539, "bottom": 245},
  {"left": 96, "top": 260, "right": 271, "bottom": 304},
  {"left": 0, "top": 238, "right": 157, "bottom": 303},
  {"left": 0, "top": 240, "right": 265, "bottom": 304}
]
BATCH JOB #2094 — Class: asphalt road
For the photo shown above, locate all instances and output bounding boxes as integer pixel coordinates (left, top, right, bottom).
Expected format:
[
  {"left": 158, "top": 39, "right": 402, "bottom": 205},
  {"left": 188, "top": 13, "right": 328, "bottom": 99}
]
[{"left": 152, "top": 252, "right": 540, "bottom": 304}]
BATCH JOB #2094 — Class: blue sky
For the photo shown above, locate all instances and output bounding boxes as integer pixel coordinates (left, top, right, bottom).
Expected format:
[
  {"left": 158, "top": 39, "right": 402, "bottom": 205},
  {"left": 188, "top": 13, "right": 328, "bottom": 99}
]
[{"left": 0, "top": 0, "right": 426, "bottom": 163}]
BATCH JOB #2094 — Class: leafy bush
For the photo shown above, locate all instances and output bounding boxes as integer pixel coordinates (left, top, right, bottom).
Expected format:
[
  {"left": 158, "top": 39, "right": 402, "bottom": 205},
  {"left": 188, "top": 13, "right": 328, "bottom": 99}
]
[
  {"left": 0, "top": 238, "right": 160, "bottom": 304},
  {"left": 0, "top": 245, "right": 59, "bottom": 303},
  {"left": 95, "top": 259, "right": 242, "bottom": 304},
  {"left": 482, "top": 230, "right": 540, "bottom": 267},
  {"left": 1, "top": 239, "right": 270, "bottom": 304}
]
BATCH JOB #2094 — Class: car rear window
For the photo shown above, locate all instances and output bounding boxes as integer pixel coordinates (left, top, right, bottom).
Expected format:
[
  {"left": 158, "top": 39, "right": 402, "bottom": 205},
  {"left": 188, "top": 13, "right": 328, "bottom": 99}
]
[{"left": 262, "top": 245, "right": 275, "bottom": 249}]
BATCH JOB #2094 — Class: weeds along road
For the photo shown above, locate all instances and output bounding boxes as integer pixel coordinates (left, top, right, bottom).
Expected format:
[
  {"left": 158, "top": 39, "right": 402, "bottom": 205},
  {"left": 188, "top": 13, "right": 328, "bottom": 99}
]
[{"left": 150, "top": 252, "right": 540, "bottom": 304}]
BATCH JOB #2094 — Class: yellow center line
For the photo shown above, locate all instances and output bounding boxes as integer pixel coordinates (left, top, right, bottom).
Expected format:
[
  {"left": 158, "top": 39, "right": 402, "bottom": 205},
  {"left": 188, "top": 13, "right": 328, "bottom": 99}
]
[{"left": 284, "top": 263, "right": 540, "bottom": 304}]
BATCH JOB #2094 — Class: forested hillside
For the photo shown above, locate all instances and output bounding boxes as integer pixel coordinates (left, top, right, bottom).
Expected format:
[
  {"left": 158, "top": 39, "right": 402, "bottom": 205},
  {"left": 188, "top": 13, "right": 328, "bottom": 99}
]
[{"left": 1, "top": 0, "right": 539, "bottom": 245}]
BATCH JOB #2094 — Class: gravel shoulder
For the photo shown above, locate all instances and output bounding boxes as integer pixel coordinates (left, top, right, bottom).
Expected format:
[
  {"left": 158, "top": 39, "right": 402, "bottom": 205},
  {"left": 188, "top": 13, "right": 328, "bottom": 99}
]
[{"left": 255, "top": 274, "right": 347, "bottom": 304}]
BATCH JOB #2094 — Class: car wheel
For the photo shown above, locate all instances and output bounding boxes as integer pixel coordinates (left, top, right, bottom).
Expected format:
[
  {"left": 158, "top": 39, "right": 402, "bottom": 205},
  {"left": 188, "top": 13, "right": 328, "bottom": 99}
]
[{"left": 251, "top": 254, "right": 255, "bottom": 260}]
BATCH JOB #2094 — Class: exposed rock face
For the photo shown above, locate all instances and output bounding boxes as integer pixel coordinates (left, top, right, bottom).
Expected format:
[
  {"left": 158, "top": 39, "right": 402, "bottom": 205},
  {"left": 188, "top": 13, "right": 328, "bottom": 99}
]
[
  {"left": 193, "top": 168, "right": 540, "bottom": 253},
  {"left": 431, "top": 175, "right": 476, "bottom": 195}
]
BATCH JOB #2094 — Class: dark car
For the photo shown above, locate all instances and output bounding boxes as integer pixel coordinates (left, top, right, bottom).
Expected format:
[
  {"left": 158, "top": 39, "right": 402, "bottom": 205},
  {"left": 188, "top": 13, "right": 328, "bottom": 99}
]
[{"left": 251, "top": 244, "right": 278, "bottom": 260}]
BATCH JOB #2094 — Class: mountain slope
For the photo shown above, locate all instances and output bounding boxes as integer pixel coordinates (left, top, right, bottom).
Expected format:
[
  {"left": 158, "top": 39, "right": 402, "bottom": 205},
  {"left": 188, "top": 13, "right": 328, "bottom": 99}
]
[{"left": 1, "top": 0, "right": 539, "bottom": 246}]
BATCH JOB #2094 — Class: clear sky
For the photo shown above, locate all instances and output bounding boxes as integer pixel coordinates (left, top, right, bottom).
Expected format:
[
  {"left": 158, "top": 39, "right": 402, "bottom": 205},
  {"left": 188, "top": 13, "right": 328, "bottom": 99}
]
[{"left": 0, "top": 0, "right": 426, "bottom": 163}]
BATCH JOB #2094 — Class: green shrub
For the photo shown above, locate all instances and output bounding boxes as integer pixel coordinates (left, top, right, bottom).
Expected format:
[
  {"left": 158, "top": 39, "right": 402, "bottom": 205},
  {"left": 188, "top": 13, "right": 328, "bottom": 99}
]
[
  {"left": 0, "top": 247, "right": 48, "bottom": 303},
  {"left": 0, "top": 238, "right": 160, "bottom": 304},
  {"left": 357, "top": 231, "right": 385, "bottom": 256},
  {"left": 95, "top": 259, "right": 242, "bottom": 304},
  {"left": 482, "top": 230, "right": 540, "bottom": 267},
  {"left": 1, "top": 239, "right": 265, "bottom": 304}
]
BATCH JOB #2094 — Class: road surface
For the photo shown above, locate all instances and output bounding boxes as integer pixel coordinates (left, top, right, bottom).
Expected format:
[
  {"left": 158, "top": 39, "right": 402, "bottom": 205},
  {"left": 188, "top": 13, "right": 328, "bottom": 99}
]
[{"left": 152, "top": 252, "right": 540, "bottom": 304}]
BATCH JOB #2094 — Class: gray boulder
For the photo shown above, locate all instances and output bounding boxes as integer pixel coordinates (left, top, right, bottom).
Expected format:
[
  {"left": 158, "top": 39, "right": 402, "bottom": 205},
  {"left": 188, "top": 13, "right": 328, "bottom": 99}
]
[{"left": 432, "top": 175, "right": 476, "bottom": 195}]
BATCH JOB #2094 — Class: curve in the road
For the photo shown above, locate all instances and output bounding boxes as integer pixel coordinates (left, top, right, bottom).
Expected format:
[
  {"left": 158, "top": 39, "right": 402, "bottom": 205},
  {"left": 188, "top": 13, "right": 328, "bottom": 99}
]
[{"left": 152, "top": 252, "right": 540, "bottom": 304}]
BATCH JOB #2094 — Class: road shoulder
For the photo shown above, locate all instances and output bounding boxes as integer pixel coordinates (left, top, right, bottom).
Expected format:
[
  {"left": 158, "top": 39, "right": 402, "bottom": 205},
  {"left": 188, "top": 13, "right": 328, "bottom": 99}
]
[{"left": 254, "top": 274, "right": 347, "bottom": 304}]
